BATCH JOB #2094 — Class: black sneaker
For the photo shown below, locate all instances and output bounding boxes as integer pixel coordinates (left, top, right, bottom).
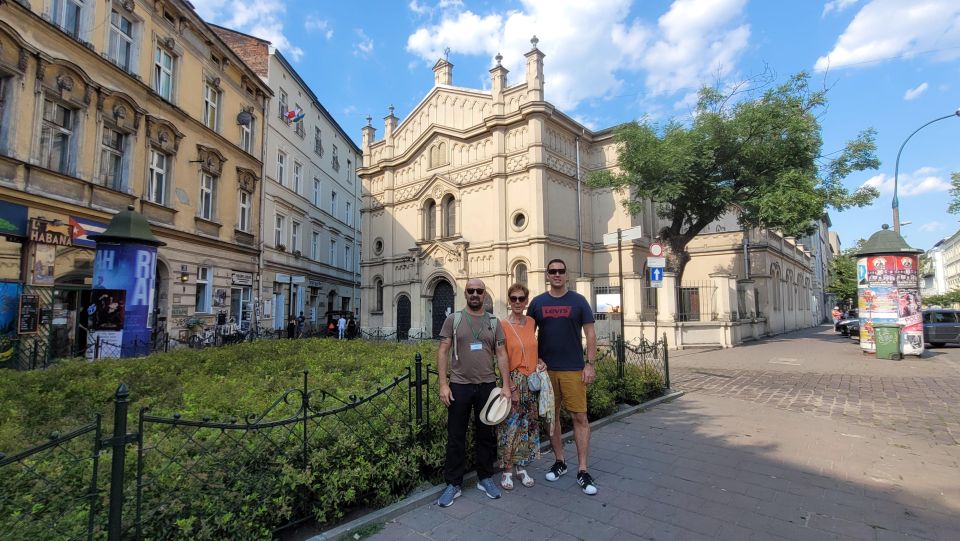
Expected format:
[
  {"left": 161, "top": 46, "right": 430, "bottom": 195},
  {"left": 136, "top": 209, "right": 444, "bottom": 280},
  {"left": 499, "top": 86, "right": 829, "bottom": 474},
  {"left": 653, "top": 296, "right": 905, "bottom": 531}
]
[
  {"left": 577, "top": 471, "right": 598, "bottom": 495},
  {"left": 545, "top": 460, "right": 568, "bottom": 481}
]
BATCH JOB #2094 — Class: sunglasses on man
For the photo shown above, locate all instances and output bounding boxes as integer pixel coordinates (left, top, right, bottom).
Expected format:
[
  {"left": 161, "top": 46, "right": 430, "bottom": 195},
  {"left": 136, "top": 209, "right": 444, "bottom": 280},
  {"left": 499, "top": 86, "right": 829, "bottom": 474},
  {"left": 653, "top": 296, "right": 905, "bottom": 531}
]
[
  {"left": 466, "top": 288, "right": 485, "bottom": 295},
  {"left": 547, "top": 268, "right": 566, "bottom": 275}
]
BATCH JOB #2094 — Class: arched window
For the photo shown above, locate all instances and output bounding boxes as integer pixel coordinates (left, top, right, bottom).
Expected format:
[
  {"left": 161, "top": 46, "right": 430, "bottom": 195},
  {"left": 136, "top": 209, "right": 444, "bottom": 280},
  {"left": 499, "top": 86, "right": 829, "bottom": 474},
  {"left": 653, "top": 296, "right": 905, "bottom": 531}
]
[
  {"left": 513, "top": 262, "right": 528, "bottom": 286},
  {"left": 424, "top": 199, "right": 436, "bottom": 240},
  {"left": 443, "top": 195, "right": 456, "bottom": 237},
  {"left": 375, "top": 278, "right": 383, "bottom": 312}
]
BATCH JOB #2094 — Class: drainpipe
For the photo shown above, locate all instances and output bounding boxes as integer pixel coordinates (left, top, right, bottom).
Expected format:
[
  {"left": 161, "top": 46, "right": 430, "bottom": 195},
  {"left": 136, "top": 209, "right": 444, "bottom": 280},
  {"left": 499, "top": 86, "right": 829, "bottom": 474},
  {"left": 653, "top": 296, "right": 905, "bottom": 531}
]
[
  {"left": 575, "top": 130, "right": 584, "bottom": 277},
  {"left": 351, "top": 159, "right": 359, "bottom": 317},
  {"left": 256, "top": 91, "right": 269, "bottom": 334}
]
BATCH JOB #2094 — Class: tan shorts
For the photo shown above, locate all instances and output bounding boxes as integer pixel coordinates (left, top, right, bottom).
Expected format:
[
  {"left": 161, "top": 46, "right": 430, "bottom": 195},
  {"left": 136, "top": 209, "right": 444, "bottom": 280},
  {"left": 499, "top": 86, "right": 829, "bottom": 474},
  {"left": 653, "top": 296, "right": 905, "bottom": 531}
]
[{"left": 548, "top": 370, "right": 587, "bottom": 413}]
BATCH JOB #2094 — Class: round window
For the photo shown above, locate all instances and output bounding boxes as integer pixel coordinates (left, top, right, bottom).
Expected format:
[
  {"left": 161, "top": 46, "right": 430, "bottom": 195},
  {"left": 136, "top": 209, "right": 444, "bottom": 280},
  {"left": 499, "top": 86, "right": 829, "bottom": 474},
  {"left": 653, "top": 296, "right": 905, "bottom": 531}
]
[
  {"left": 513, "top": 212, "right": 526, "bottom": 229},
  {"left": 374, "top": 238, "right": 384, "bottom": 255}
]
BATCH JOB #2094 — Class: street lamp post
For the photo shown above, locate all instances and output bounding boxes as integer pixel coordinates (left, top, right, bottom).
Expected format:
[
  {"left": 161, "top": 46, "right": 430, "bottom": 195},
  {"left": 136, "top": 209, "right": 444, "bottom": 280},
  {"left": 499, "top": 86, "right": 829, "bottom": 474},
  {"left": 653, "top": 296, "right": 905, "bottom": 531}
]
[{"left": 893, "top": 108, "right": 960, "bottom": 235}]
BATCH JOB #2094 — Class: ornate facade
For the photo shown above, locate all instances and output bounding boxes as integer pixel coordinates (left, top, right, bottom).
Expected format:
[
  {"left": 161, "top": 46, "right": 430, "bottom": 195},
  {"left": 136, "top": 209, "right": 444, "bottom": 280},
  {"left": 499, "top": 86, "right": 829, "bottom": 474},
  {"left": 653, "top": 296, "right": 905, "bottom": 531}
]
[
  {"left": 0, "top": 0, "right": 270, "bottom": 359},
  {"left": 359, "top": 39, "right": 817, "bottom": 347}
]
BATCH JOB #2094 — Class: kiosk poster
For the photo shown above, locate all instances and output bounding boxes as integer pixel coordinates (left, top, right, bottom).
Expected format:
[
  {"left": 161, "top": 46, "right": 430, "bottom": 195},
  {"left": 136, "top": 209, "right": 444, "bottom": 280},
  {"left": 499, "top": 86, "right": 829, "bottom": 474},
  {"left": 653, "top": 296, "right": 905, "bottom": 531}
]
[
  {"left": 91, "top": 242, "right": 157, "bottom": 357},
  {"left": 859, "top": 286, "right": 898, "bottom": 317},
  {"left": 864, "top": 255, "right": 896, "bottom": 285},
  {"left": 898, "top": 288, "right": 923, "bottom": 355},
  {"left": 893, "top": 255, "right": 918, "bottom": 286}
]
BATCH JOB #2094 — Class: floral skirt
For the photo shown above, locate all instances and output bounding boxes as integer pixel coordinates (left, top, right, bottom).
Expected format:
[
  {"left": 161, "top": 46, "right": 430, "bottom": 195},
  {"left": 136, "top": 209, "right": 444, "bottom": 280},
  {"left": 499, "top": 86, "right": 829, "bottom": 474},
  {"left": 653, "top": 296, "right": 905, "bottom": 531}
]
[{"left": 496, "top": 370, "right": 541, "bottom": 468}]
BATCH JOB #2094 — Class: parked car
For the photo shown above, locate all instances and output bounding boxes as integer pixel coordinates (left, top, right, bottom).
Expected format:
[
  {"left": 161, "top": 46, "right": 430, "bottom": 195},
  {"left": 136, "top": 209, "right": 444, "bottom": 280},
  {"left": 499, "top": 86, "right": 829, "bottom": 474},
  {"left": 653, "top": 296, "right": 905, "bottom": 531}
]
[
  {"left": 836, "top": 309, "right": 859, "bottom": 336},
  {"left": 847, "top": 318, "right": 860, "bottom": 341},
  {"left": 923, "top": 309, "right": 960, "bottom": 347}
]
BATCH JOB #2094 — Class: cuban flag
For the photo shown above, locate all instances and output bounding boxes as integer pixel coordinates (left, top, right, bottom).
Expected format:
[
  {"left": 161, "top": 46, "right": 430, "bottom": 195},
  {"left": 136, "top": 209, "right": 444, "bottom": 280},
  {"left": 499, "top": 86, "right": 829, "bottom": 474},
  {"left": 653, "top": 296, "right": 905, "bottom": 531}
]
[{"left": 70, "top": 216, "right": 109, "bottom": 248}]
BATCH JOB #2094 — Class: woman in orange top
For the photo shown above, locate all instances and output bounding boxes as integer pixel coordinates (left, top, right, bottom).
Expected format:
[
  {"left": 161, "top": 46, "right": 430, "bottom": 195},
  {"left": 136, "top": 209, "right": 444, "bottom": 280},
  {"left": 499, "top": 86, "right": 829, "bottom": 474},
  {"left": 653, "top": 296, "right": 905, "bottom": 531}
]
[{"left": 497, "top": 283, "right": 547, "bottom": 490}]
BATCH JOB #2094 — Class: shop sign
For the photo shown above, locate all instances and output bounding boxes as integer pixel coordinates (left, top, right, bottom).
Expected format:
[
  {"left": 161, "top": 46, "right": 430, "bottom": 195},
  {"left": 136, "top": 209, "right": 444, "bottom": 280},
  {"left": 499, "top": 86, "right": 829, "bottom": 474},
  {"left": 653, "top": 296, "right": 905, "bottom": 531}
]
[
  {"left": 0, "top": 200, "right": 29, "bottom": 239},
  {"left": 171, "top": 305, "right": 188, "bottom": 317},
  {"left": 308, "top": 280, "right": 323, "bottom": 288},
  {"left": 231, "top": 272, "right": 254, "bottom": 286},
  {"left": 18, "top": 294, "right": 39, "bottom": 334},
  {"left": 29, "top": 219, "right": 74, "bottom": 246}
]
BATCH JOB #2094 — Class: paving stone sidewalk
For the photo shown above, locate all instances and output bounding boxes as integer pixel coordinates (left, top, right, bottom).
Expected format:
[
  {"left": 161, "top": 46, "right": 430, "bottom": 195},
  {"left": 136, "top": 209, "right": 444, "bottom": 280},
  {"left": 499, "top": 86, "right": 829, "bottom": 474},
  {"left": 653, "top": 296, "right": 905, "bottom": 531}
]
[{"left": 361, "top": 391, "right": 960, "bottom": 540}]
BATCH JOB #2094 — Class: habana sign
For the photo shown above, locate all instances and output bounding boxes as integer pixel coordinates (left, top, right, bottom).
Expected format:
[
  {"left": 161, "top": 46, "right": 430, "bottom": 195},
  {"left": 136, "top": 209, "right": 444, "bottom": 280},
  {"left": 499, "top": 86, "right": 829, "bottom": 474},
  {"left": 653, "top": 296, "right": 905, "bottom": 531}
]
[{"left": 29, "top": 219, "right": 74, "bottom": 246}]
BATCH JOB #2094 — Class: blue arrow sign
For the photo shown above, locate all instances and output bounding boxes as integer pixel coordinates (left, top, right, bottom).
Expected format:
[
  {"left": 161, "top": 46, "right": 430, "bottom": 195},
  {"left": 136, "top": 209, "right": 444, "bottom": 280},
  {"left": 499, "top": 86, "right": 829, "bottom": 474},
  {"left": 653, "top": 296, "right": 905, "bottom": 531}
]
[{"left": 650, "top": 267, "right": 664, "bottom": 282}]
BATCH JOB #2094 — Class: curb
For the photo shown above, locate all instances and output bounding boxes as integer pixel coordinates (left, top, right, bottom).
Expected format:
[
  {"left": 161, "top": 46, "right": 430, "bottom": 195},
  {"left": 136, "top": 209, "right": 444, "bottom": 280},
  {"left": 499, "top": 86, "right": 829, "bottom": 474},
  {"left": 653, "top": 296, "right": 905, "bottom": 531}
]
[{"left": 308, "top": 389, "right": 685, "bottom": 541}]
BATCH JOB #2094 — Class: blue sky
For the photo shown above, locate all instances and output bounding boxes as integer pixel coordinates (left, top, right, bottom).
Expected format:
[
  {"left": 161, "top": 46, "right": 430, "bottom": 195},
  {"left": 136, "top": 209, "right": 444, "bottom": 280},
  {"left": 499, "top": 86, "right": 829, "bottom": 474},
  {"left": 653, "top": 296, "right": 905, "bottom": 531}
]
[{"left": 193, "top": 0, "right": 960, "bottom": 252}]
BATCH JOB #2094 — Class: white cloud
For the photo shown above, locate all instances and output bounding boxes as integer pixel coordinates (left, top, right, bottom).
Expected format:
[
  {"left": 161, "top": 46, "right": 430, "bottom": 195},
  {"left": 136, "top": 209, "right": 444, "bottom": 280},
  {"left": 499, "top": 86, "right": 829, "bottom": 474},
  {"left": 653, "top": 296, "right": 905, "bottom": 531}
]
[
  {"left": 305, "top": 15, "right": 334, "bottom": 40},
  {"left": 919, "top": 221, "right": 945, "bottom": 232},
  {"left": 861, "top": 167, "right": 951, "bottom": 197},
  {"left": 822, "top": 0, "right": 859, "bottom": 17},
  {"left": 815, "top": 0, "right": 960, "bottom": 71},
  {"left": 192, "top": 0, "right": 303, "bottom": 61},
  {"left": 903, "top": 82, "right": 929, "bottom": 100},
  {"left": 354, "top": 29, "right": 374, "bottom": 56},
  {"left": 405, "top": 0, "right": 749, "bottom": 111}
]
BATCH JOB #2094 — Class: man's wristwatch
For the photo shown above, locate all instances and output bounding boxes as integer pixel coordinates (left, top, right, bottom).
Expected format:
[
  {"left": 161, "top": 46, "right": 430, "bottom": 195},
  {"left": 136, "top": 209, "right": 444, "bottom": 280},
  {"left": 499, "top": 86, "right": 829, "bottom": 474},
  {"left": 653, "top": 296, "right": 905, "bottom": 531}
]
[{"left": 585, "top": 359, "right": 595, "bottom": 366}]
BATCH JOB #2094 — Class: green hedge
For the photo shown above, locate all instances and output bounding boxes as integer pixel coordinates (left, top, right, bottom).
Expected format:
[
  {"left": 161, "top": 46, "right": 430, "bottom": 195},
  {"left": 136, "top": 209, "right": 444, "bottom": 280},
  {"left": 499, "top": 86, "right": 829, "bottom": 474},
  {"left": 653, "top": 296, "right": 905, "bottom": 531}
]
[{"left": 0, "top": 338, "right": 665, "bottom": 539}]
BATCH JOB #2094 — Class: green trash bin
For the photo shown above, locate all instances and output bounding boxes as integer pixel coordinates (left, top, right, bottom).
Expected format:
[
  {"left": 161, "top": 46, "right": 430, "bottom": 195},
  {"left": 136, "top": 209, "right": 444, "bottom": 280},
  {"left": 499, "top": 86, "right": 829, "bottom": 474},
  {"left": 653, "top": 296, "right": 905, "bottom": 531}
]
[{"left": 873, "top": 323, "right": 901, "bottom": 360}]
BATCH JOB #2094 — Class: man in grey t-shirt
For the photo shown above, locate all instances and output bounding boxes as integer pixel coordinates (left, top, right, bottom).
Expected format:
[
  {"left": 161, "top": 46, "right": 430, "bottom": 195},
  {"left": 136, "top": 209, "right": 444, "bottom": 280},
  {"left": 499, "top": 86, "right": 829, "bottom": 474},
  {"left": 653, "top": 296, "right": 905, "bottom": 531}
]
[{"left": 436, "top": 278, "right": 512, "bottom": 507}]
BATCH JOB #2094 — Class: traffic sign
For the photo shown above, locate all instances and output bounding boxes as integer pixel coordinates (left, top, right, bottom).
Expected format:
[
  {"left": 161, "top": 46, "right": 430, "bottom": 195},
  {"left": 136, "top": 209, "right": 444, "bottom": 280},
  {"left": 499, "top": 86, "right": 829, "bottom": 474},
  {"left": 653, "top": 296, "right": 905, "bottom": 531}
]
[
  {"left": 649, "top": 267, "right": 664, "bottom": 282},
  {"left": 647, "top": 256, "right": 666, "bottom": 268},
  {"left": 649, "top": 241, "right": 664, "bottom": 257},
  {"left": 602, "top": 225, "right": 644, "bottom": 246}
]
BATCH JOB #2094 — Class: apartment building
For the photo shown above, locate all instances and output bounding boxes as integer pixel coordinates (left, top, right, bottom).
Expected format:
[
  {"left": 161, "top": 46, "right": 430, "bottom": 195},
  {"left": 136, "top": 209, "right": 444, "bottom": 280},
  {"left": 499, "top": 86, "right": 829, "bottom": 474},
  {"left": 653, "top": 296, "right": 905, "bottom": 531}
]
[
  {"left": 0, "top": 0, "right": 270, "bottom": 361},
  {"left": 213, "top": 26, "right": 362, "bottom": 330}
]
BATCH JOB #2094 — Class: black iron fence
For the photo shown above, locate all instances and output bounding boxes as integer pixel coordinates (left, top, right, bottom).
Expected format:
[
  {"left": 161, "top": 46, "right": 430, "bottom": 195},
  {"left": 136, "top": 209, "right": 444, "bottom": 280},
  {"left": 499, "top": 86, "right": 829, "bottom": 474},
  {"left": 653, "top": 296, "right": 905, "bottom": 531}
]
[{"left": 1, "top": 340, "right": 669, "bottom": 540}]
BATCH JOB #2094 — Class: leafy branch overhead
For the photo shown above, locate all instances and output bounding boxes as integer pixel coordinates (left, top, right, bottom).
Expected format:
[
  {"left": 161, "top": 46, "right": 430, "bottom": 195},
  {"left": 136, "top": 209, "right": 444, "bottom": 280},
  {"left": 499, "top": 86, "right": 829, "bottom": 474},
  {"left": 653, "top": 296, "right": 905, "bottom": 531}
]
[{"left": 589, "top": 72, "right": 880, "bottom": 281}]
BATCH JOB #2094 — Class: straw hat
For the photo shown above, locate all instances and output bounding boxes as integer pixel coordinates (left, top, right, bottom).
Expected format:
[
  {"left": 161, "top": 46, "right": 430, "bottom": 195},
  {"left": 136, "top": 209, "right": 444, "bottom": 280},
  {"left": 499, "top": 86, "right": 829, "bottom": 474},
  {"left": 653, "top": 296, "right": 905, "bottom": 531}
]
[{"left": 480, "top": 387, "right": 510, "bottom": 425}]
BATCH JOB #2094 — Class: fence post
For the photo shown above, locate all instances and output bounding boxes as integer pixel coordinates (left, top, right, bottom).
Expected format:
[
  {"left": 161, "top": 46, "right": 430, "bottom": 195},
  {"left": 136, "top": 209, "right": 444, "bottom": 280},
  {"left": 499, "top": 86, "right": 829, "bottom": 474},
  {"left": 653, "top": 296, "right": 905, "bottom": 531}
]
[
  {"left": 662, "top": 332, "right": 670, "bottom": 390},
  {"left": 31, "top": 341, "right": 38, "bottom": 369},
  {"left": 95, "top": 337, "right": 101, "bottom": 360},
  {"left": 414, "top": 353, "right": 423, "bottom": 435},
  {"left": 301, "top": 370, "right": 309, "bottom": 468},
  {"left": 107, "top": 384, "right": 131, "bottom": 541}
]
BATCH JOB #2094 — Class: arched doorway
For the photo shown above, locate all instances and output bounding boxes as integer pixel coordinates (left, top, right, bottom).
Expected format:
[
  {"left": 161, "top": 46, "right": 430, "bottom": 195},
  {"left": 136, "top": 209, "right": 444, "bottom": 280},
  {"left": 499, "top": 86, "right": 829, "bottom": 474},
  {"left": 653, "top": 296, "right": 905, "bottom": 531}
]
[
  {"left": 152, "top": 259, "right": 169, "bottom": 339},
  {"left": 431, "top": 279, "right": 454, "bottom": 338},
  {"left": 396, "top": 295, "right": 411, "bottom": 340}
]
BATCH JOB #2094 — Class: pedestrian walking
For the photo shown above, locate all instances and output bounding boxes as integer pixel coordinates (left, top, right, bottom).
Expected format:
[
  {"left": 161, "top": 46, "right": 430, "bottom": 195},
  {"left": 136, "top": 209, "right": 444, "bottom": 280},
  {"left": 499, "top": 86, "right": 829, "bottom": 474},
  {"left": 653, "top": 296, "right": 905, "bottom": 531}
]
[
  {"left": 497, "top": 283, "right": 547, "bottom": 491},
  {"left": 286, "top": 316, "right": 296, "bottom": 339},
  {"left": 527, "top": 258, "right": 598, "bottom": 495},
  {"left": 337, "top": 315, "right": 347, "bottom": 340},
  {"left": 436, "top": 278, "right": 512, "bottom": 507},
  {"left": 297, "top": 311, "right": 306, "bottom": 338}
]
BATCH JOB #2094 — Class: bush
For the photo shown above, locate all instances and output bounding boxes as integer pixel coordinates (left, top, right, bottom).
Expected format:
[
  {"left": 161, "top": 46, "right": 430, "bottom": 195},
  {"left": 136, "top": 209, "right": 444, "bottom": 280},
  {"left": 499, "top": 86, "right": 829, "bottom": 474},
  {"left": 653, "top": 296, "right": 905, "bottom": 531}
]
[{"left": 0, "top": 338, "right": 666, "bottom": 538}]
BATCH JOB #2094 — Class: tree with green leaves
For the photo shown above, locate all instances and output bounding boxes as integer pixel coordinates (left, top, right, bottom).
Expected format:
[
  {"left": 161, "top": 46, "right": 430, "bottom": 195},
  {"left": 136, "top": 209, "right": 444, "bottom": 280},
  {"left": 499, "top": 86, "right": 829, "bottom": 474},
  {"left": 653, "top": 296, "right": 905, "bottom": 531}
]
[
  {"left": 947, "top": 172, "right": 960, "bottom": 215},
  {"left": 589, "top": 73, "right": 880, "bottom": 283},
  {"left": 826, "top": 246, "right": 861, "bottom": 308}
]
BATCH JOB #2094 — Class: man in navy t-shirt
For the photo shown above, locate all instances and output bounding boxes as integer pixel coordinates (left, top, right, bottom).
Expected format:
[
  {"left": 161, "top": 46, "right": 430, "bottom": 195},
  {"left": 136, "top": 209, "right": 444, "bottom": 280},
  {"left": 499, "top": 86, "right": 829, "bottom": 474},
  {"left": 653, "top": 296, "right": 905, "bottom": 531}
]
[{"left": 527, "top": 258, "right": 598, "bottom": 495}]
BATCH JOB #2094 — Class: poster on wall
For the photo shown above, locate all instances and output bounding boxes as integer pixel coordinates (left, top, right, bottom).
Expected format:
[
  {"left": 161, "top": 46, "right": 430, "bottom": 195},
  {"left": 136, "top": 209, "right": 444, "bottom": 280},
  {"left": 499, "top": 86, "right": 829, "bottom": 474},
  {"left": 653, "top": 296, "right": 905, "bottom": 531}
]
[
  {"left": 91, "top": 242, "right": 157, "bottom": 357},
  {"left": 893, "top": 255, "right": 918, "bottom": 286},
  {"left": 858, "top": 286, "right": 898, "bottom": 318},
  {"left": 898, "top": 288, "right": 923, "bottom": 355},
  {"left": 0, "top": 283, "right": 21, "bottom": 366},
  {"left": 596, "top": 293, "right": 622, "bottom": 314},
  {"left": 864, "top": 255, "right": 896, "bottom": 285},
  {"left": 17, "top": 294, "right": 39, "bottom": 335},
  {"left": 32, "top": 243, "right": 56, "bottom": 285},
  {"left": 857, "top": 258, "right": 868, "bottom": 287}
]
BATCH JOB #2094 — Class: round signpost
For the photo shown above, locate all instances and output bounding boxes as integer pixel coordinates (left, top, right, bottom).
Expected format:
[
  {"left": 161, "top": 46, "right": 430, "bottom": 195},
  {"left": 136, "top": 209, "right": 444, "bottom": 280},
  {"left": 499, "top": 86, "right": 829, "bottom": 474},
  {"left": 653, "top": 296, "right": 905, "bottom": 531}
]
[{"left": 649, "top": 241, "right": 664, "bottom": 257}]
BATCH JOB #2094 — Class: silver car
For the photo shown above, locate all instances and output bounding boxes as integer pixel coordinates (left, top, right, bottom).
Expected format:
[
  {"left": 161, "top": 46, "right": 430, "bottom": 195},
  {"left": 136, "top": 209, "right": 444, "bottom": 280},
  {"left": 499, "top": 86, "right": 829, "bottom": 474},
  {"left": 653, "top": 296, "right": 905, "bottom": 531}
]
[{"left": 923, "top": 309, "right": 960, "bottom": 347}]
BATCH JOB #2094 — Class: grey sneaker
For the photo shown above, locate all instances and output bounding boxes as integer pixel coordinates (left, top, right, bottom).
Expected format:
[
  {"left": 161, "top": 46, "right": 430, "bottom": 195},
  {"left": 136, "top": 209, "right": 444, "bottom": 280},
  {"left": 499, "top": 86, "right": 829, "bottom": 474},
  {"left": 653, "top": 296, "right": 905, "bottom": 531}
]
[
  {"left": 476, "top": 477, "right": 502, "bottom": 499},
  {"left": 437, "top": 484, "right": 461, "bottom": 507}
]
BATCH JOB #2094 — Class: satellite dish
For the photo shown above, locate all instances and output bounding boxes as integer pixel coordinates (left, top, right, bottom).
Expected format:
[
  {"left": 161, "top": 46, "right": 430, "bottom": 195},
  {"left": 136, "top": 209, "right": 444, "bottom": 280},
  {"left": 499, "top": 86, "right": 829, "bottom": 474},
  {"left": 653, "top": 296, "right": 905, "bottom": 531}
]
[{"left": 236, "top": 110, "right": 253, "bottom": 126}]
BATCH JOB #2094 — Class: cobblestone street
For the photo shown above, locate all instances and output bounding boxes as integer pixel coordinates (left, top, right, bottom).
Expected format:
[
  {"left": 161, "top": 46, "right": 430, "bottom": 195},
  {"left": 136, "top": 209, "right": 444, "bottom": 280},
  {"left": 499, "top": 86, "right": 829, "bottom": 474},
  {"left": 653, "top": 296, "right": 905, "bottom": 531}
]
[
  {"left": 671, "top": 327, "right": 960, "bottom": 446},
  {"left": 340, "top": 326, "right": 960, "bottom": 541}
]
